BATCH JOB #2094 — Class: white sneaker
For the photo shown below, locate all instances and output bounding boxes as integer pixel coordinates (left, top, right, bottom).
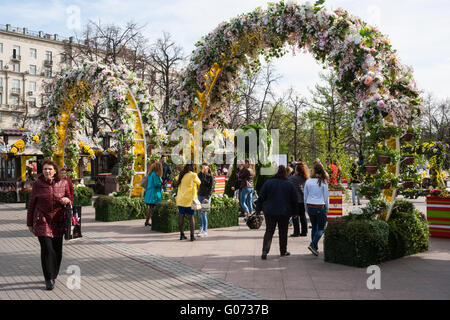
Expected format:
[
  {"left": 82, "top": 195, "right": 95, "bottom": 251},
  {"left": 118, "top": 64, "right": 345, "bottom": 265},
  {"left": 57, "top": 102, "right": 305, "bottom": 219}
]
[
  {"left": 197, "top": 228, "right": 203, "bottom": 236},
  {"left": 201, "top": 232, "right": 208, "bottom": 237}
]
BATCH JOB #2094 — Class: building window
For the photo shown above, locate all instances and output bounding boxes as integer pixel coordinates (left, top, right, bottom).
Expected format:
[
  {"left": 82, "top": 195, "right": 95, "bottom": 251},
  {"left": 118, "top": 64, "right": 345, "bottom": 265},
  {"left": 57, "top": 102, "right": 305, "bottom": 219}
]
[
  {"left": 0, "top": 43, "right": 3, "bottom": 53},
  {"left": 29, "top": 65, "right": 37, "bottom": 75},
  {"left": 45, "top": 51, "right": 52, "bottom": 62},
  {"left": 11, "top": 96, "right": 19, "bottom": 106},
  {"left": 44, "top": 66, "right": 52, "bottom": 78},
  {"left": 12, "top": 79, "right": 20, "bottom": 89},
  {"left": 13, "top": 62, "right": 20, "bottom": 73},
  {"left": 29, "top": 81, "right": 36, "bottom": 92},
  {"left": 0, "top": 111, "right": 2, "bottom": 122},
  {"left": 0, "top": 93, "right": 2, "bottom": 105},
  {"left": 29, "top": 48, "right": 37, "bottom": 59},
  {"left": 28, "top": 98, "right": 36, "bottom": 107},
  {"left": 0, "top": 157, "right": 5, "bottom": 180},
  {"left": 13, "top": 45, "right": 20, "bottom": 58},
  {"left": 0, "top": 60, "right": 3, "bottom": 70},
  {"left": 7, "top": 157, "right": 16, "bottom": 179}
]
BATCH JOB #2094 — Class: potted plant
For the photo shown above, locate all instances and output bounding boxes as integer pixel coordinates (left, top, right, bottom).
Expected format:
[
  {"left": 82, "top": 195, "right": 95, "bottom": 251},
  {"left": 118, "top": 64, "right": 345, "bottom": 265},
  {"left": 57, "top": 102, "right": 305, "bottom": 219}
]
[
  {"left": 402, "top": 154, "right": 416, "bottom": 165},
  {"left": 376, "top": 144, "right": 400, "bottom": 165},
  {"left": 401, "top": 127, "right": 414, "bottom": 142}
]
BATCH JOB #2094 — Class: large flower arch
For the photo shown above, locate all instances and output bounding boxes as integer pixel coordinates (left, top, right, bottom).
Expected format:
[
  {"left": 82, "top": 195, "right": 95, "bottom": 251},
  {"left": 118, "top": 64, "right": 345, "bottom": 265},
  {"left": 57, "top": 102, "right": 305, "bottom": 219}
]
[
  {"left": 40, "top": 61, "right": 161, "bottom": 197},
  {"left": 172, "top": 1, "right": 422, "bottom": 219}
]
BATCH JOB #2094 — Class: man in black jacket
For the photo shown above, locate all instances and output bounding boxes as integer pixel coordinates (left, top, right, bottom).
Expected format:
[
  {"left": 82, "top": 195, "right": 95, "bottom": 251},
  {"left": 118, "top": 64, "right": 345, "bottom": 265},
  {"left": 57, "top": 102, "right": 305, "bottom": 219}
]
[
  {"left": 161, "top": 156, "right": 172, "bottom": 192},
  {"left": 255, "top": 165, "right": 299, "bottom": 260}
]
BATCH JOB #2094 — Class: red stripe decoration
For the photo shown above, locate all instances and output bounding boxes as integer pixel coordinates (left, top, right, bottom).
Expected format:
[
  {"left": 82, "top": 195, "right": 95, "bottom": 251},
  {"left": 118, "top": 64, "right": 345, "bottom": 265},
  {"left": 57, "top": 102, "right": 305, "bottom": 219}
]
[
  {"left": 429, "top": 232, "right": 450, "bottom": 238},
  {"left": 214, "top": 176, "right": 226, "bottom": 194},
  {"left": 327, "top": 190, "right": 343, "bottom": 221},
  {"left": 427, "top": 196, "right": 450, "bottom": 239},
  {"left": 329, "top": 198, "right": 343, "bottom": 205}
]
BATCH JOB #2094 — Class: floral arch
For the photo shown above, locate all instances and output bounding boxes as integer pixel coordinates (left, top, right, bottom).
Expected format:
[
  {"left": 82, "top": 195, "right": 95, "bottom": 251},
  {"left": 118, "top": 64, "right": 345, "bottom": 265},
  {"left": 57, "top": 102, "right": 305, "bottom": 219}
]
[
  {"left": 40, "top": 61, "right": 161, "bottom": 197},
  {"left": 172, "top": 1, "right": 422, "bottom": 220}
]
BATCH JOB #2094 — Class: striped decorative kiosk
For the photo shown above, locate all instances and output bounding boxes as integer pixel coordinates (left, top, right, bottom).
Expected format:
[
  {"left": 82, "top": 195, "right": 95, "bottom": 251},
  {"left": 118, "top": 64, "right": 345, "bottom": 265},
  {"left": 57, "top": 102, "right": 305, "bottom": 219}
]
[
  {"left": 328, "top": 190, "right": 343, "bottom": 221},
  {"left": 214, "top": 176, "right": 226, "bottom": 195},
  {"left": 427, "top": 196, "right": 450, "bottom": 238}
]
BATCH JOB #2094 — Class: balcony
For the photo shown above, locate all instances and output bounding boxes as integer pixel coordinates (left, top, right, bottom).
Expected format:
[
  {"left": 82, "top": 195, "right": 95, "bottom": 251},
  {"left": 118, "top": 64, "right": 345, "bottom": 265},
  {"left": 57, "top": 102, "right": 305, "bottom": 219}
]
[
  {"left": 44, "top": 59, "right": 53, "bottom": 67},
  {"left": 11, "top": 55, "right": 21, "bottom": 62},
  {"left": 11, "top": 88, "right": 20, "bottom": 96}
]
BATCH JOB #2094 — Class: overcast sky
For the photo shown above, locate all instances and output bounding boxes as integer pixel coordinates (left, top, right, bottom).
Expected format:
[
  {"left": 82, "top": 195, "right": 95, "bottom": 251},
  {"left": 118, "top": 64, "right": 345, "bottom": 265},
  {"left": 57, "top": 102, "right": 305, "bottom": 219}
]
[{"left": 1, "top": 0, "right": 449, "bottom": 100}]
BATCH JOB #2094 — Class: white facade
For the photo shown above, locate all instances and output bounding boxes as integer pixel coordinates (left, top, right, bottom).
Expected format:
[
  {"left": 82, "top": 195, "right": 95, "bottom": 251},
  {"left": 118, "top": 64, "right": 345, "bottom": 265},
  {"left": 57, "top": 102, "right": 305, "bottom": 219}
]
[{"left": 0, "top": 24, "right": 70, "bottom": 129}]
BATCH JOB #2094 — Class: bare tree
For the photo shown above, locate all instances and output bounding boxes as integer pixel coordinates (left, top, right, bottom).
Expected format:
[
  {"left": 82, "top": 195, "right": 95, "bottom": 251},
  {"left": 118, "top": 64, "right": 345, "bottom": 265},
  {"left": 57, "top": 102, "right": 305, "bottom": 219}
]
[{"left": 148, "top": 32, "right": 185, "bottom": 123}]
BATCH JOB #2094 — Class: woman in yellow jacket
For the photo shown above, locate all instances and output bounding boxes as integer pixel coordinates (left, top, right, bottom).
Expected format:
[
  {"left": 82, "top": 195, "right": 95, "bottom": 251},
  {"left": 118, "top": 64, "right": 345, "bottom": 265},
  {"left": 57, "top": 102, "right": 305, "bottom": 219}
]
[{"left": 176, "top": 164, "right": 201, "bottom": 241}]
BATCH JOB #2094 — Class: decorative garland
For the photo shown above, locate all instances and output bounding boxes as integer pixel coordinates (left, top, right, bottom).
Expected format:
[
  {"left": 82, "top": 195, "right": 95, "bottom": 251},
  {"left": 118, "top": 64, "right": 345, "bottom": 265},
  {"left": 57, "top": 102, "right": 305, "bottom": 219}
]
[
  {"left": 40, "top": 61, "right": 161, "bottom": 196},
  {"left": 171, "top": 0, "right": 422, "bottom": 220}
]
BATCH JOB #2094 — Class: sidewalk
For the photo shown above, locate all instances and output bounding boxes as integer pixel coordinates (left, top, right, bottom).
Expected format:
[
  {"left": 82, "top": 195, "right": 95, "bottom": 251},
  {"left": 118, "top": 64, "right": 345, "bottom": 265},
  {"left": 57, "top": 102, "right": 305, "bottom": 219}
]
[{"left": 1, "top": 197, "right": 449, "bottom": 300}]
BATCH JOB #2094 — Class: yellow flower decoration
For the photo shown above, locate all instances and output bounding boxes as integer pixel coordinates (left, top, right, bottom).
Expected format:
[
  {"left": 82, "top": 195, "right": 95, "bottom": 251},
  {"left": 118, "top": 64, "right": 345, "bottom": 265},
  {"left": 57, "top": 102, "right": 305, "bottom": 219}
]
[
  {"left": 10, "top": 147, "right": 18, "bottom": 154},
  {"left": 15, "top": 139, "right": 25, "bottom": 149},
  {"left": 32, "top": 136, "right": 40, "bottom": 144}
]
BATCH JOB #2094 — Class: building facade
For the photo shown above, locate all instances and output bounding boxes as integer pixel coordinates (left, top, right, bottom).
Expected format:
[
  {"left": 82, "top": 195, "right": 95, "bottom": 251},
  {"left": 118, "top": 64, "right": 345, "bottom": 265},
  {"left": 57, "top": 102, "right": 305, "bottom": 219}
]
[{"left": 0, "top": 24, "right": 76, "bottom": 129}]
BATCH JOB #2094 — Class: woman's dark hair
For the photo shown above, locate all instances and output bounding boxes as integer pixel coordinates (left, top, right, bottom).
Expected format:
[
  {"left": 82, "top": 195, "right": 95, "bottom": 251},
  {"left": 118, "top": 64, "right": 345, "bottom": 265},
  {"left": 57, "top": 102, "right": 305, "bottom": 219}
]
[
  {"left": 41, "top": 159, "right": 61, "bottom": 182},
  {"left": 274, "top": 165, "right": 289, "bottom": 180},
  {"left": 295, "top": 162, "right": 310, "bottom": 180},
  {"left": 312, "top": 163, "right": 329, "bottom": 186},
  {"left": 201, "top": 163, "right": 211, "bottom": 175},
  {"left": 178, "top": 163, "right": 194, "bottom": 185}
]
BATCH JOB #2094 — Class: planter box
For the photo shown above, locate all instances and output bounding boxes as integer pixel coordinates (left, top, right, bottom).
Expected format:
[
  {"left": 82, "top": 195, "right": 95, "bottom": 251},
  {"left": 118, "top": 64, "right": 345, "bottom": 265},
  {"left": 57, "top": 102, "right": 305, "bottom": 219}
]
[
  {"left": 379, "top": 154, "right": 391, "bottom": 164},
  {"left": 365, "top": 165, "right": 378, "bottom": 174},
  {"left": 427, "top": 196, "right": 450, "bottom": 238},
  {"left": 328, "top": 190, "right": 343, "bottom": 221}
]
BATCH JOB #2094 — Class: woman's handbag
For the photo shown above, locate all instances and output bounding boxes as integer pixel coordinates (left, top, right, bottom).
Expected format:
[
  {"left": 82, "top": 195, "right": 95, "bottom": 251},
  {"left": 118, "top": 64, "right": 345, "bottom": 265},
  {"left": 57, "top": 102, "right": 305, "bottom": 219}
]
[
  {"left": 64, "top": 205, "right": 83, "bottom": 240},
  {"left": 191, "top": 180, "right": 202, "bottom": 210},
  {"left": 200, "top": 201, "right": 211, "bottom": 212}
]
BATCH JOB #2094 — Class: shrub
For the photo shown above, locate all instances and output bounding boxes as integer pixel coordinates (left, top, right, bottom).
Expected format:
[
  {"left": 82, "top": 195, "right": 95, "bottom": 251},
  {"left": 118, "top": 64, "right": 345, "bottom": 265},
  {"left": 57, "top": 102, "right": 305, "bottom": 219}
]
[
  {"left": 324, "top": 216, "right": 390, "bottom": 268},
  {"left": 388, "top": 201, "right": 429, "bottom": 259},
  {"left": 152, "top": 195, "right": 240, "bottom": 233},
  {"left": 94, "top": 196, "right": 147, "bottom": 222},
  {"left": 0, "top": 191, "right": 17, "bottom": 203},
  {"left": 74, "top": 186, "right": 93, "bottom": 206},
  {"left": 20, "top": 189, "right": 32, "bottom": 208}
]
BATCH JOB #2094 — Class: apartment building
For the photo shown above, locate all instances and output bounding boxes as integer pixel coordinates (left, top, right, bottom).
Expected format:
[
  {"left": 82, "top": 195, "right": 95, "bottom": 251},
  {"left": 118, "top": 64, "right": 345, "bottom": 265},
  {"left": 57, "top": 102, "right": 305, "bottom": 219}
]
[{"left": 0, "top": 24, "right": 78, "bottom": 129}]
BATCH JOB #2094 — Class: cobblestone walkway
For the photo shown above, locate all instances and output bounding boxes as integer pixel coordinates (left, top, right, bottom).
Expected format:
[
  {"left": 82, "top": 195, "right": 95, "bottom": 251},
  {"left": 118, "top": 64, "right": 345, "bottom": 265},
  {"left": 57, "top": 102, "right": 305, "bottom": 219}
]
[{"left": 0, "top": 203, "right": 265, "bottom": 300}]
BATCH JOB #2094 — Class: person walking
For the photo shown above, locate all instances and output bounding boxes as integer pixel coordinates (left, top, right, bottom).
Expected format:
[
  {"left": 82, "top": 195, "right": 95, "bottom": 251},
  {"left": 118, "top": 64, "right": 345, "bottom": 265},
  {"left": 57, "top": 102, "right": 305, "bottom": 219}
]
[
  {"left": 350, "top": 159, "right": 362, "bottom": 206},
  {"left": 256, "top": 165, "right": 298, "bottom": 260},
  {"left": 238, "top": 159, "right": 255, "bottom": 220},
  {"left": 161, "top": 155, "right": 172, "bottom": 193},
  {"left": 176, "top": 164, "right": 201, "bottom": 241},
  {"left": 232, "top": 161, "right": 244, "bottom": 215},
  {"left": 288, "top": 162, "right": 309, "bottom": 237},
  {"left": 197, "top": 163, "right": 215, "bottom": 237},
  {"left": 304, "top": 162, "right": 329, "bottom": 256},
  {"left": 144, "top": 162, "right": 163, "bottom": 227},
  {"left": 27, "top": 159, "right": 73, "bottom": 291}
]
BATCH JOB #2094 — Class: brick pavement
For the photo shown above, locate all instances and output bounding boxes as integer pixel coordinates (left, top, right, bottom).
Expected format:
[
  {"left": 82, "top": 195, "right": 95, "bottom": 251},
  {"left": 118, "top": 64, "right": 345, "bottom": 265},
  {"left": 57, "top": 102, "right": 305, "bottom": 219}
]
[
  {"left": 1, "top": 196, "right": 450, "bottom": 300},
  {"left": 0, "top": 202, "right": 265, "bottom": 300}
]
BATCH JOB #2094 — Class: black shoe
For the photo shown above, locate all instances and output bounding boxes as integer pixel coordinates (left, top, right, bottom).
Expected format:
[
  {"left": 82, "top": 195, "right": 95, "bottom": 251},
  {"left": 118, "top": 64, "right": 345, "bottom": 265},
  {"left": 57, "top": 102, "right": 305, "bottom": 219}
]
[
  {"left": 290, "top": 234, "right": 300, "bottom": 237},
  {"left": 45, "top": 280, "right": 54, "bottom": 291},
  {"left": 190, "top": 235, "right": 196, "bottom": 241},
  {"left": 261, "top": 251, "right": 268, "bottom": 260},
  {"left": 299, "top": 234, "right": 308, "bottom": 237},
  {"left": 145, "top": 222, "right": 151, "bottom": 227},
  {"left": 280, "top": 252, "right": 291, "bottom": 257},
  {"left": 180, "top": 234, "right": 187, "bottom": 240}
]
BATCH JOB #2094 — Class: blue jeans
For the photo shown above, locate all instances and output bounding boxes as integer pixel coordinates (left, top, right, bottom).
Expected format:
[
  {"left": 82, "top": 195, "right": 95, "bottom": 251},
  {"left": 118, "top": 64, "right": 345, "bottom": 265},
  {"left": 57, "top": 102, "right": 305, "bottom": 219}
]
[
  {"left": 240, "top": 187, "right": 253, "bottom": 215},
  {"left": 197, "top": 195, "right": 210, "bottom": 232},
  {"left": 307, "top": 207, "right": 327, "bottom": 250},
  {"left": 351, "top": 183, "right": 361, "bottom": 205}
]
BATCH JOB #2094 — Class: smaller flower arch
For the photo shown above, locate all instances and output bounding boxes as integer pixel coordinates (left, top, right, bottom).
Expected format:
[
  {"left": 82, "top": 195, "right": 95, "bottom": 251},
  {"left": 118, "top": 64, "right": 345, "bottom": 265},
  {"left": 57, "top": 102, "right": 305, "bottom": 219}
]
[{"left": 40, "top": 61, "right": 161, "bottom": 197}]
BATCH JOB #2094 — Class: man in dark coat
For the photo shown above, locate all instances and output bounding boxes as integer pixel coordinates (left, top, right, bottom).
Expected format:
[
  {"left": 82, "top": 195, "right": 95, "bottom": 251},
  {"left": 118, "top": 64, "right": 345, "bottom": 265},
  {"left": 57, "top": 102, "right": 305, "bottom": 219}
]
[{"left": 255, "top": 165, "right": 298, "bottom": 260}]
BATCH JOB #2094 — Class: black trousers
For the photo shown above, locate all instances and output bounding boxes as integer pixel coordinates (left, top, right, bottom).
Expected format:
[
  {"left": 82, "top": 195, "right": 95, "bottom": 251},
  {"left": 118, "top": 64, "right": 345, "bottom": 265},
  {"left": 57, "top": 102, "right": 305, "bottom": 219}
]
[
  {"left": 292, "top": 203, "right": 308, "bottom": 236},
  {"left": 38, "top": 237, "right": 63, "bottom": 281},
  {"left": 262, "top": 215, "right": 290, "bottom": 255}
]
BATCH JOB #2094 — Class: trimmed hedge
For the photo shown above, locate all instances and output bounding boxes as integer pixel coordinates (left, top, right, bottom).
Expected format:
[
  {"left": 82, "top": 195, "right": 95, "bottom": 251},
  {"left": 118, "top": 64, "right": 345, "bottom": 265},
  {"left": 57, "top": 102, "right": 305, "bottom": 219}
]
[
  {"left": 74, "top": 186, "right": 93, "bottom": 206},
  {"left": 0, "top": 191, "right": 17, "bottom": 203},
  {"left": 324, "top": 216, "right": 390, "bottom": 268},
  {"left": 388, "top": 200, "right": 429, "bottom": 259},
  {"left": 94, "top": 196, "right": 147, "bottom": 222},
  {"left": 152, "top": 195, "right": 240, "bottom": 233},
  {"left": 324, "top": 199, "right": 429, "bottom": 268}
]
